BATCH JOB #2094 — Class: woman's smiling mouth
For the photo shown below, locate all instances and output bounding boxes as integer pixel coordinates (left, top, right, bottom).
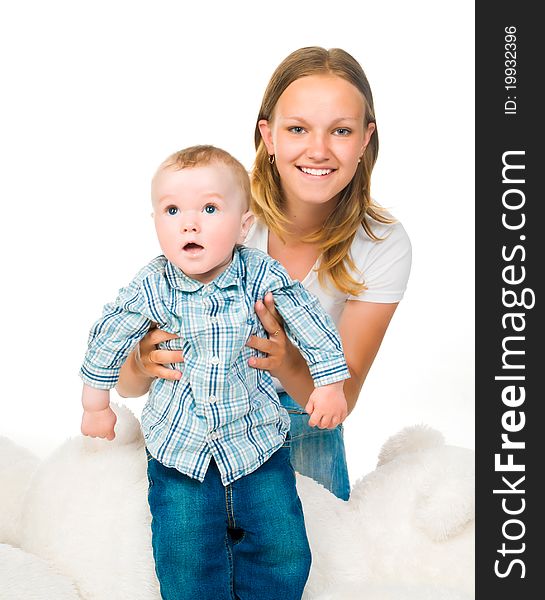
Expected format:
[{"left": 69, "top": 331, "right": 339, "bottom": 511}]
[{"left": 297, "top": 166, "right": 335, "bottom": 176}]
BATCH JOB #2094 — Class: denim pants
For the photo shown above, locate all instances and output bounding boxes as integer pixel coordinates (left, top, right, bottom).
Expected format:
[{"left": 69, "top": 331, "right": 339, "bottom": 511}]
[
  {"left": 279, "top": 392, "right": 351, "bottom": 501},
  {"left": 146, "top": 443, "right": 311, "bottom": 600}
]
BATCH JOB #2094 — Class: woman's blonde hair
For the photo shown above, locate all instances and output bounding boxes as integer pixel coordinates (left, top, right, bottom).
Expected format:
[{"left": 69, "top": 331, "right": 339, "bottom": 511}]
[{"left": 251, "top": 46, "right": 393, "bottom": 295}]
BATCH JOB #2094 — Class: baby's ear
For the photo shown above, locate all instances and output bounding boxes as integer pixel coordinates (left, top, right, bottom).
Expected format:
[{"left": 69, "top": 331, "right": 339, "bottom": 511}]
[{"left": 239, "top": 211, "right": 255, "bottom": 243}]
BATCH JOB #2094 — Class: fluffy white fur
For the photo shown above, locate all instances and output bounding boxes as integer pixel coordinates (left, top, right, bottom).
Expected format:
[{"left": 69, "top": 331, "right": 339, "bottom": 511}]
[
  {"left": 0, "top": 543, "right": 81, "bottom": 600},
  {"left": 0, "top": 405, "right": 474, "bottom": 599},
  {"left": 0, "top": 437, "right": 39, "bottom": 547}
]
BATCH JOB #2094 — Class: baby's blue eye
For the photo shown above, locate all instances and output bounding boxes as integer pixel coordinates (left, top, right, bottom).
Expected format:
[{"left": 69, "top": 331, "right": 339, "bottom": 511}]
[
  {"left": 204, "top": 205, "right": 217, "bottom": 214},
  {"left": 334, "top": 128, "right": 351, "bottom": 136},
  {"left": 288, "top": 126, "right": 305, "bottom": 134},
  {"left": 167, "top": 206, "right": 178, "bottom": 216}
]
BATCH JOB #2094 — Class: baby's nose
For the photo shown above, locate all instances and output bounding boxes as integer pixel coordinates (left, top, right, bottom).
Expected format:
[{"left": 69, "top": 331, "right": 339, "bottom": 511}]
[{"left": 182, "top": 220, "right": 199, "bottom": 233}]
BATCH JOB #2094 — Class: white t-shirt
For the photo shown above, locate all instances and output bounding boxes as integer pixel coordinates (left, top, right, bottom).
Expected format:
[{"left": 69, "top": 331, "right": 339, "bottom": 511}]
[{"left": 244, "top": 217, "right": 412, "bottom": 327}]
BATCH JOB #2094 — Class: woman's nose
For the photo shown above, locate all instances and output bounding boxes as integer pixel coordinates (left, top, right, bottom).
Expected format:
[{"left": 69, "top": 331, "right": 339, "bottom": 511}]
[{"left": 306, "top": 131, "right": 329, "bottom": 160}]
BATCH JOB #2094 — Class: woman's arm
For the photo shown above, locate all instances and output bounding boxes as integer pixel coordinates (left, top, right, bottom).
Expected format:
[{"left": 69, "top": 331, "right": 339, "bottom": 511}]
[
  {"left": 116, "top": 328, "right": 183, "bottom": 398},
  {"left": 337, "top": 300, "right": 398, "bottom": 413},
  {"left": 247, "top": 295, "right": 398, "bottom": 413}
]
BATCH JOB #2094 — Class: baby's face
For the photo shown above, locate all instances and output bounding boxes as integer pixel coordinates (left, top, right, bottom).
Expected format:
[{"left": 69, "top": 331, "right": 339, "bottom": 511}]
[{"left": 152, "top": 163, "right": 253, "bottom": 283}]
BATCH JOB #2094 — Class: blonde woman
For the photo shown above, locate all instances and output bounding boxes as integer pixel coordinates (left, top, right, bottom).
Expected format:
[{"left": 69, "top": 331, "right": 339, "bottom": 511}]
[{"left": 117, "top": 47, "right": 411, "bottom": 501}]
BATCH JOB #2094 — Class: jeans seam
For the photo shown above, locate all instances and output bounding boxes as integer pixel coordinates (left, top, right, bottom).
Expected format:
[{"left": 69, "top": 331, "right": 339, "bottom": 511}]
[
  {"left": 225, "top": 534, "right": 235, "bottom": 600},
  {"left": 225, "top": 484, "right": 236, "bottom": 529}
]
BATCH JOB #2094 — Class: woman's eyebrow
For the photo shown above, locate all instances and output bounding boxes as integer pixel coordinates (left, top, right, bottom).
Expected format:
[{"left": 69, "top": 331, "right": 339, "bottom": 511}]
[{"left": 281, "top": 115, "right": 360, "bottom": 123}]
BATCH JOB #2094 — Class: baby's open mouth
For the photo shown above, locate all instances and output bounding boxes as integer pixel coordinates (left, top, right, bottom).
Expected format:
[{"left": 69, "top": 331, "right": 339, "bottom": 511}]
[{"left": 183, "top": 242, "right": 204, "bottom": 253}]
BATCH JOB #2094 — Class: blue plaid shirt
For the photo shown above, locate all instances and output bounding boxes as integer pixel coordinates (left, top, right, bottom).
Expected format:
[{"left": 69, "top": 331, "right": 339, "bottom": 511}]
[{"left": 80, "top": 246, "right": 349, "bottom": 485}]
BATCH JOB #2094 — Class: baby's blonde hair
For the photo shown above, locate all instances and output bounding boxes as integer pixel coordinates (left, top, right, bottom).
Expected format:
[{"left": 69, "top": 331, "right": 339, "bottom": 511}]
[
  {"left": 158, "top": 145, "right": 252, "bottom": 209},
  {"left": 252, "top": 47, "right": 394, "bottom": 295}
]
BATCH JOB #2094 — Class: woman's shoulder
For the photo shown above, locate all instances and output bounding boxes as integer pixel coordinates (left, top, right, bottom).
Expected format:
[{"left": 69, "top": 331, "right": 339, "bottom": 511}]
[
  {"left": 352, "top": 215, "right": 411, "bottom": 260},
  {"left": 347, "top": 215, "right": 412, "bottom": 302},
  {"left": 356, "top": 213, "right": 409, "bottom": 243}
]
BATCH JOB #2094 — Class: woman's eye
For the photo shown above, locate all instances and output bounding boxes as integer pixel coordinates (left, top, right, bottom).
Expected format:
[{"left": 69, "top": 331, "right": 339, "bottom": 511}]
[
  {"left": 167, "top": 206, "right": 178, "bottom": 216},
  {"left": 334, "top": 128, "right": 351, "bottom": 136},
  {"left": 204, "top": 205, "right": 217, "bottom": 214},
  {"left": 288, "top": 126, "right": 305, "bottom": 134}
]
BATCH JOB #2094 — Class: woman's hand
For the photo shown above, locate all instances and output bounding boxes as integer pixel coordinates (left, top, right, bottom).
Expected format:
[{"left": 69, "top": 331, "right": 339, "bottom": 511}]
[
  {"left": 135, "top": 326, "right": 184, "bottom": 381},
  {"left": 116, "top": 326, "right": 183, "bottom": 398},
  {"left": 246, "top": 292, "right": 288, "bottom": 378},
  {"left": 246, "top": 292, "right": 315, "bottom": 407}
]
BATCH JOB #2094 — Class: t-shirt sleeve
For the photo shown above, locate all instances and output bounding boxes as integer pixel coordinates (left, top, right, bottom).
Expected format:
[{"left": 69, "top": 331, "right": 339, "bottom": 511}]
[{"left": 348, "top": 221, "right": 412, "bottom": 303}]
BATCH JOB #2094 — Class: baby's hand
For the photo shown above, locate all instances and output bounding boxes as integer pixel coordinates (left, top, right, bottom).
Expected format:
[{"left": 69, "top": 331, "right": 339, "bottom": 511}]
[
  {"left": 305, "top": 381, "right": 348, "bottom": 429},
  {"left": 81, "top": 385, "right": 116, "bottom": 440},
  {"left": 81, "top": 407, "right": 117, "bottom": 440}
]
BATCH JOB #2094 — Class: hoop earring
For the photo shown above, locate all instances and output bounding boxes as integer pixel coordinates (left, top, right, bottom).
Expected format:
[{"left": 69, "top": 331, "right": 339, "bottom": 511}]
[{"left": 268, "top": 154, "right": 275, "bottom": 165}]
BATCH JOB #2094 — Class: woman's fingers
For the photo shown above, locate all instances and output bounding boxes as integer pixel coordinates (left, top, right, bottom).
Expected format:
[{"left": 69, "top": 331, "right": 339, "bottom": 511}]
[
  {"left": 246, "top": 334, "right": 283, "bottom": 372},
  {"left": 255, "top": 298, "right": 284, "bottom": 337},
  {"left": 247, "top": 355, "right": 276, "bottom": 371},
  {"left": 149, "top": 349, "right": 184, "bottom": 365},
  {"left": 136, "top": 325, "right": 183, "bottom": 379},
  {"left": 246, "top": 295, "right": 288, "bottom": 374},
  {"left": 263, "top": 292, "right": 282, "bottom": 323},
  {"left": 246, "top": 335, "right": 273, "bottom": 354},
  {"left": 148, "top": 364, "right": 182, "bottom": 381},
  {"left": 146, "top": 327, "right": 179, "bottom": 344}
]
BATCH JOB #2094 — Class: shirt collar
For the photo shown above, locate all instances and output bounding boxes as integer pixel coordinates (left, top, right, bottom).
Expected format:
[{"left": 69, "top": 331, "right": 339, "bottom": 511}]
[{"left": 164, "top": 247, "right": 243, "bottom": 293}]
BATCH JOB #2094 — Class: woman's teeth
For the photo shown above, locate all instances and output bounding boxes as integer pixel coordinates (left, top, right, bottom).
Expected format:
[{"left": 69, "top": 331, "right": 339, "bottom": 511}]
[{"left": 299, "top": 167, "right": 333, "bottom": 176}]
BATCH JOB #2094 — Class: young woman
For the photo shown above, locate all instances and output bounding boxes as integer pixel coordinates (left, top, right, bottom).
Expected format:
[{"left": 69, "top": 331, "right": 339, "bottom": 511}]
[{"left": 117, "top": 47, "right": 412, "bottom": 501}]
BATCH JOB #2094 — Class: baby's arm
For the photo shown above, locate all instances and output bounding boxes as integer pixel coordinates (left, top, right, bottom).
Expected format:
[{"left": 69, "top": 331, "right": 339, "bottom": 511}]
[
  {"left": 262, "top": 266, "right": 350, "bottom": 429},
  {"left": 81, "top": 385, "right": 117, "bottom": 440},
  {"left": 79, "top": 259, "right": 170, "bottom": 439},
  {"left": 80, "top": 307, "right": 150, "bottom": 441}
]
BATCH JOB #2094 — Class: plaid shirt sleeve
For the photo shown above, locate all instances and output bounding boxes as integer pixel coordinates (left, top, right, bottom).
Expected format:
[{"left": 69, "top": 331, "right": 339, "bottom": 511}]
[
  {"left": 80, "top": 259, "right": 168, "bottom": 389},
  {"left": 261, "top": 258, "right": 350, "bottom": 387}
]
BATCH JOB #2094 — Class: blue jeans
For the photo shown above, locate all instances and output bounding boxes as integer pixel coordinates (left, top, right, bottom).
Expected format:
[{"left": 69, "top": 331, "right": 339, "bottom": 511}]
[
  {"left": 279, "top": 392, "right": 351, "bottom": 501},
  {"left": 146, "top": 443, "right": 311, "bottom": 600}
]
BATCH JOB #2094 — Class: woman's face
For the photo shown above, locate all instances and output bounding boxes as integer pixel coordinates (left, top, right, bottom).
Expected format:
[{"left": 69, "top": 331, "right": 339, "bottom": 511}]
[{"left": 259, "top": 74, "right": 375, "bottom": 209}]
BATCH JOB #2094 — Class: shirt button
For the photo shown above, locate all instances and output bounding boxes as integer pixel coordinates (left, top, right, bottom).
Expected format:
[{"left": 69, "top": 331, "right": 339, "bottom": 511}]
[
  {"left": 210, "top": 356, "right": 220, "bottom": 365},
  {"left": 208, "top": 395, "right": 217, "bottom": 403},
  {"left": 209, "top": 431, "right": 219, "bottom": 441},
  {"left": 209, "top": 316, "right": 218, "bottom": 324}
]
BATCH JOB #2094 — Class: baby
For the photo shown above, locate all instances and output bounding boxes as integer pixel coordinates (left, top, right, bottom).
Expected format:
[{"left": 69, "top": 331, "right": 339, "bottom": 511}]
[{"left": 80, "top": 145, "right": 349, "bottom": 600}]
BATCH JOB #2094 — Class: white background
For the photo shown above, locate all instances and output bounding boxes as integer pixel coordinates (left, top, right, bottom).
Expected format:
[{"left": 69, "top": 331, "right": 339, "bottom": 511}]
[{"left": 0, "top": 0, "right": 474, "bottom": 480}]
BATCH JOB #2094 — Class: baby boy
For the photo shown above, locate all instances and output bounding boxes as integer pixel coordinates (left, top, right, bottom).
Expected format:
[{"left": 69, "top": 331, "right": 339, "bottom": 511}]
[{"left": 79, "top": 145, "right": 349, "bottom": 599}]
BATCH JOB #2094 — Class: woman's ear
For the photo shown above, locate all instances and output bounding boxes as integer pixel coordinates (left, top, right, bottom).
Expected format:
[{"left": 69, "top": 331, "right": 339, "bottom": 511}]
[
  {"left": 238, "top": 211, "right": 255, "bottom": 243},
  {"left": 258, "top": 119, "right": 275, "bottom": 155},
  {"left": 361, "top": 121, "right": 376, "bottom": 154}
]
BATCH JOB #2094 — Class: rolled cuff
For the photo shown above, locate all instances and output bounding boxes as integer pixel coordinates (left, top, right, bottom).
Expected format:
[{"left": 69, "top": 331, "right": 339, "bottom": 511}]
[
  {"left": 79, "top": 360, "right": 120, "bottom": 390},
  {"left": 309, "top": 358, "right": 350, "bottom": 387}
]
